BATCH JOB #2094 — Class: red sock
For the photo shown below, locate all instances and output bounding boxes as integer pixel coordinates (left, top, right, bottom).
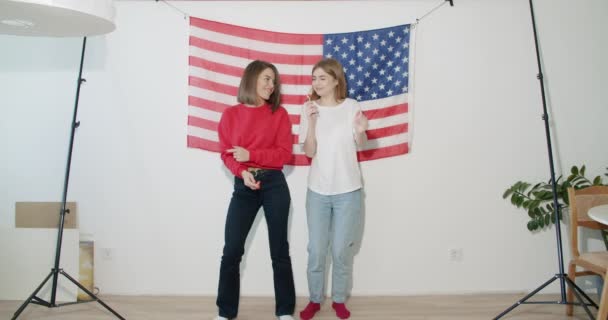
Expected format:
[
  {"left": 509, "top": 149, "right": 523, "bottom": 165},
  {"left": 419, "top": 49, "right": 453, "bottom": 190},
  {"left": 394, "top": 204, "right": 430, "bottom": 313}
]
[
  {"left": 299, "top": 302, "right": 320, "bottom": 320},
  {"left": 332, "top": 302, "right": 351, "bottom": 319}
]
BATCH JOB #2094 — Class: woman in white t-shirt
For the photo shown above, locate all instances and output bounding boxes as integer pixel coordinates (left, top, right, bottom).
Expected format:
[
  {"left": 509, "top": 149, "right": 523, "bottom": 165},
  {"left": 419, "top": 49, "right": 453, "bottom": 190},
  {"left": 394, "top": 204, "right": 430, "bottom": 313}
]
[{"left": 298, "top": 58, "right": 368, "bottom": 320}]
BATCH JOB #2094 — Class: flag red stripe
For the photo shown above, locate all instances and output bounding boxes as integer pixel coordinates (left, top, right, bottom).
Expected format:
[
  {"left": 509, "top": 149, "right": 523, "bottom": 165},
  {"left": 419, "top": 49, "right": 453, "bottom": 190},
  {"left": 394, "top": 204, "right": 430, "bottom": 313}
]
[
  {"left": 291, "top": 134, "right": 300, "bottom": 144},
  {"left": 188, "top": 96, "right": 231, "bottom": 113},
  {"left": 188, "top": 116, "right": 218, "bottom": 131},
  {"left": 187, "top": 136, "right": 221, "bottom": 152},
  {"left": 291, "top": 154, "right": 312, "bottom": 166},
  {"left": 357, "top": 143, "right": 408, "bottom": 162},
  {"left": 364, "top": 103, "right": 408, "bottom": 120},
  {"left": 280, "top": 74, "right": 313, "bottom": 86},
  {"left": 282, "top": 94, "right": 308, "bottom": 105},
  {"left": 189, "top": 56, "right": 312, "bottom": 85},
  {"left": 289, "top": 114, "right": 300, "bottom": 125},
  {"left": 190, "top": 17, "right": 323, "bottom": 45},
  {"left": 190, "top": 36, "right": 321, "bottom": 65},
  {"left": 189, "top": 56, "right": 243, "bottom": 77},
  {"left": 189, "top": 76, "right": 237, "bottom": 96},
  {"left": 365, "top": 123, "right": 408, "bottom": 140}
]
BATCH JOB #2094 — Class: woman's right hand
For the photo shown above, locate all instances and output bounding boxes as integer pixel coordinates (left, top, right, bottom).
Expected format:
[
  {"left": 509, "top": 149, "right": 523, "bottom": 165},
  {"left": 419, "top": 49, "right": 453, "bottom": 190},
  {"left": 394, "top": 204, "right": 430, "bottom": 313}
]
[
  {"left": 241, "top": 170, "right": 261, "bottom": 190},
  {"left": 305, "top": 101, "right": 319, "bottom": 122}
]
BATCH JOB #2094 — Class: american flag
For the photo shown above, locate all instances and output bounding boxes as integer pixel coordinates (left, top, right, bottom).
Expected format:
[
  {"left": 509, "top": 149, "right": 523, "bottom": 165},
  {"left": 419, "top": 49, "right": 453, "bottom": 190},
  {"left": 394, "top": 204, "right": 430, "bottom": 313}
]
[{"left": 187, "top": 17, "right": 411, "bottom": 165}]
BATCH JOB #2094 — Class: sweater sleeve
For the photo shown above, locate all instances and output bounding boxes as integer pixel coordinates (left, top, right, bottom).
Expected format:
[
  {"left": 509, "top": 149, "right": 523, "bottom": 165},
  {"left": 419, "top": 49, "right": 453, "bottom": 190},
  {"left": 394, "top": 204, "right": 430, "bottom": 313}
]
[
  {"left": 249, "top": 108, "right": 293, "bottom": 167},
  {"left": 218, "top": 110, "right": 247, "bottom": 178}
]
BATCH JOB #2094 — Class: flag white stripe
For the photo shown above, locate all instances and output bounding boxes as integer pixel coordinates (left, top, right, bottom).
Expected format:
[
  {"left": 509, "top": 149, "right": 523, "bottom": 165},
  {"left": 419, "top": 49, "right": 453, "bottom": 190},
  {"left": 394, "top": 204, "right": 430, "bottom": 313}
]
[
  {"left": 281, "top": 104, "right": 304, "bottom": 115},
  {"left": 190, "top": 67, "right": 240, "bottom": 87},
  {"left": 189, "top": 86, "right": 237, "bottom": 106},
  {"left": 188, "top": 106, "right": 222, "bottom": 122},
  {"left": 359, "top": 94, "right": 409, "bottom": 111},
  {"left": 189, "top": 66, "right": 310, "bottom": 96},
  {"left": 188, "top": 125, "right": 218, "bottom": 141},
  {"left": 360, "top": 133, "right": 409, "bottom": 151},
  {"left": 368, "top": 113, "right": 409, "bottom": 129}
]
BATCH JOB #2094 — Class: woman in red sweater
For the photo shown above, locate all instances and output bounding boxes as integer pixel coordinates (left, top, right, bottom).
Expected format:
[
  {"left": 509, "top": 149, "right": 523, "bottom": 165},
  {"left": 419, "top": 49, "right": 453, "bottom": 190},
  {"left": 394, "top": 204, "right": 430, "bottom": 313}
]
[{"left": 214, "top": 60, "right": 295, "bottom": 320}]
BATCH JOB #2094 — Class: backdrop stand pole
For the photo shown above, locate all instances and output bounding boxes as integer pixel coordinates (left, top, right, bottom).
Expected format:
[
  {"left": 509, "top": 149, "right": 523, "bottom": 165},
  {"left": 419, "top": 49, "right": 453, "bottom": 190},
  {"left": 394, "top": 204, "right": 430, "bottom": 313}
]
[
  {"left": 495, "top": 1, "right": 596, "bottom": 318},
  {"left": 12, "top": 37, "right": 125, "bottom": 320}
]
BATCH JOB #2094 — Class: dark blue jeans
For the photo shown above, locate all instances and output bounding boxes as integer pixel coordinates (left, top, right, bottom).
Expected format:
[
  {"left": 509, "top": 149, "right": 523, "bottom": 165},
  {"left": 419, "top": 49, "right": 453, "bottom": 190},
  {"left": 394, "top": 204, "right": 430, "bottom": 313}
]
[{"left": 216, "top": 170, "right": 295, "bottom": 318}]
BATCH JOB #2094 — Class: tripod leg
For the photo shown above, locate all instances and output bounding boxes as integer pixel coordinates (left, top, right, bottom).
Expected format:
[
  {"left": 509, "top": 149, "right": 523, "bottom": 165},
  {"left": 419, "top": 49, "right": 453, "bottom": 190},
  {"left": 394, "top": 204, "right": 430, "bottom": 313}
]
[
  {"left": 60, "top": 270, "right": 126, "bottom": 320},
  {"left": 494, "top": 275, "right": 558, "bottom": 319},
  {"left": 565, "top": 276, "right": 599, "bottom": 308},
  {"left": 565, "top": 276, "right": 597, "bottom": 319},
  {"left": 12, "top": 270, "right": 54, "bottom": 320}
]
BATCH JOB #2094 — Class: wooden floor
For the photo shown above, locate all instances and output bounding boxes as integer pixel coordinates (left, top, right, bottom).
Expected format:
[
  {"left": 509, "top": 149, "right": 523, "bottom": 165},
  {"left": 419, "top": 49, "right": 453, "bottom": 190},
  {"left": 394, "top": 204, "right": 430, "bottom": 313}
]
[{"left": 0, "top": 294, "right": 600, "bottom": 320}]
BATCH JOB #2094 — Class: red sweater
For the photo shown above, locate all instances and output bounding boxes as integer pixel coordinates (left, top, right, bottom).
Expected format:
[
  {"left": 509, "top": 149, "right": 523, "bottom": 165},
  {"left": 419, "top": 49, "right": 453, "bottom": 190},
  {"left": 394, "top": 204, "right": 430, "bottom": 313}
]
[{"left": 218, "top": 103, "right": 293, "bottom": 177}]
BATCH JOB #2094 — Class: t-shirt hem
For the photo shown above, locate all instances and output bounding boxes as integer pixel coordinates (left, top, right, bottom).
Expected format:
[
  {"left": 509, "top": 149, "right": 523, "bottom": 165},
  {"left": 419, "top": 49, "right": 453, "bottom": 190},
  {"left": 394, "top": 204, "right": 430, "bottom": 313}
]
[{"left": 308, "top": 185, "right": 362, "bottom": 196}]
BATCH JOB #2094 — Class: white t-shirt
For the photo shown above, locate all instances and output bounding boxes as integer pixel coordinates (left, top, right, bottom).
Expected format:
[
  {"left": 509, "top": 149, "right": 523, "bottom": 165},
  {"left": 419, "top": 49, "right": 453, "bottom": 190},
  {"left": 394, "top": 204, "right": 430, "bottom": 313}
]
[{"left": 298, "top": 98, "right": 363, "bottom": 195}]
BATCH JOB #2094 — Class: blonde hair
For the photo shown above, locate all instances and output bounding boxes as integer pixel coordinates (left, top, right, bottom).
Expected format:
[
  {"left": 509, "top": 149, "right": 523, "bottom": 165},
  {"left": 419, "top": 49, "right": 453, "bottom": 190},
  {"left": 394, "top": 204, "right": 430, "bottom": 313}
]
[
  {"left": 310, "top": 58, "right": 347, "bottom": 101},
  {"left": 237, "top": 60, "right": 282, "bottom": 112}
]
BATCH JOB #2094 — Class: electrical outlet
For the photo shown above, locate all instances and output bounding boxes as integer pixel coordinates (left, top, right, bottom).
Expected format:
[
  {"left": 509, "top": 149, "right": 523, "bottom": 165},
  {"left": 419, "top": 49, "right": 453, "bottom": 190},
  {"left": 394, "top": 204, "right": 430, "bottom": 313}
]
[
  {"left": 100, "top": 248, "right": 113, "bottom": 260},
  {"left": 448, "top": 248, "right": 463, "bottom": 262}
]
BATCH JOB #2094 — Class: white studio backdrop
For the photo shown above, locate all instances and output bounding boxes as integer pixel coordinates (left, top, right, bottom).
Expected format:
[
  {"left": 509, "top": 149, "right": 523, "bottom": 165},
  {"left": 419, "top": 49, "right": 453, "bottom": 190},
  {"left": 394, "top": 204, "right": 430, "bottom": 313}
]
[{"left": 1, "top": 0, "right": 607, "bottom": 297}]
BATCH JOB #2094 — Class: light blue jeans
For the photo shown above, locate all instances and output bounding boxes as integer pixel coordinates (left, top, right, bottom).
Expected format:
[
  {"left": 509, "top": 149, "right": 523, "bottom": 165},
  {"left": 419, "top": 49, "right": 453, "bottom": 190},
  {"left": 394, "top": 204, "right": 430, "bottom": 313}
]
[{"left": 305, "top": 188, "right": 362, "bottom": 303}]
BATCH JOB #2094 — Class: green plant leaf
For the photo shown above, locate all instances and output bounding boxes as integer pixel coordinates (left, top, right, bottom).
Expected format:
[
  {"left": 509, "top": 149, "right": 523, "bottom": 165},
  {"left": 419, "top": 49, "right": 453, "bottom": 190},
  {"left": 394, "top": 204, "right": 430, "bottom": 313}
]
[
  {"left": 516, "top": 195, "right": 525, "bottom": 207},
  {"left": 504, "top": 164, "right": 607, "bottom": 233},
  {"left": 538, "top": 216, "right": 545, "bottom": 228},
  {"left": 527, "top": 183, "right": 542, "bottom": 197},
  {"left": 533, "top": 200, "right": 543, "bottom": 210},
  {"left": 511, "top": 194, "right": 519, "bottom": 206},
  {"left": 593, "top": 176, "right": 602, "bottom": 186},
  {"left": 562, "top": 190, "right": 570, "bottom": 205}
]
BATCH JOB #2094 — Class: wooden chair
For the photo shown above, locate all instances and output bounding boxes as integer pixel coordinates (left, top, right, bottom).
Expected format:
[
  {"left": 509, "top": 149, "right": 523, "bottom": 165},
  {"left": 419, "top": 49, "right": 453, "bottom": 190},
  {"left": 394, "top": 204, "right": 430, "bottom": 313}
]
[{"left": 566, "top": 186, "right": 608, "bottom": 319}]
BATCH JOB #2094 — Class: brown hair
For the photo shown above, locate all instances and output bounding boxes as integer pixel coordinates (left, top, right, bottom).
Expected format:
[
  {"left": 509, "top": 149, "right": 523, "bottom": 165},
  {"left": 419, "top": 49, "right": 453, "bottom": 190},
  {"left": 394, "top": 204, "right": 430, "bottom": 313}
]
[
  {"left": 310, "top": 58, "right": 347, "bottom": 101},
  {"left": 237, "top": 60, "right": 282, "bottom": 113}
]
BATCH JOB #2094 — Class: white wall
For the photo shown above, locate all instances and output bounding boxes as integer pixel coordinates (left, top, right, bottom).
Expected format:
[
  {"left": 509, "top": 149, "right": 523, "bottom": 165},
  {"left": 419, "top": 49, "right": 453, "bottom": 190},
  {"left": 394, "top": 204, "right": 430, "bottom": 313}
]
[{"left": 1, "top": 0, "right": 607, "bottom": 297}]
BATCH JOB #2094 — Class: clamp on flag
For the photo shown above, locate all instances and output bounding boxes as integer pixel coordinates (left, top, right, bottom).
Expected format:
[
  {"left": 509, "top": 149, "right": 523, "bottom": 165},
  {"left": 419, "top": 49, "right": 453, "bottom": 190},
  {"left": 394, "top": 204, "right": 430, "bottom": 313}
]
[{"left": 187, "top": 17, "right": 412, "bottom": 165}]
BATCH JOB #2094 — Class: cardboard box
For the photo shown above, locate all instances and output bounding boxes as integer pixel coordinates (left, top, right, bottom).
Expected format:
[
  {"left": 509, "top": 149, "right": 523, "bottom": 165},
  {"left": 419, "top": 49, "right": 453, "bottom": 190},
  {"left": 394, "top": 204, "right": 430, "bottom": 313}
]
[
  {"left": 15, "top": 202, "right": 77, "bottom": 229},
  {"left": 77, "top": 240, "right": 95, "bottom": 301}
]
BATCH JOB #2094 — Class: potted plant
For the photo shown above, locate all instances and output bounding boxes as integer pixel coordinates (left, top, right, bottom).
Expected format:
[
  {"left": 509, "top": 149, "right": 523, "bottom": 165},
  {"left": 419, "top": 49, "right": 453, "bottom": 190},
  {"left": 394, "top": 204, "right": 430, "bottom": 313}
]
[{"left": 503, "top": 165, "right": 608, "bottom": 231}]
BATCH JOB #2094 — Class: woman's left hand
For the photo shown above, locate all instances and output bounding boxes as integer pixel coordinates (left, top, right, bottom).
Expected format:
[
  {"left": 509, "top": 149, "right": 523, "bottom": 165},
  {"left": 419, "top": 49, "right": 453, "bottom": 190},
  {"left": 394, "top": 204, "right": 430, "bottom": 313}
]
[
  {"left": 227, "top": 146, "right": 250, "bottom": 162},
  {"left": 354, "top": 110, "right": 369, "bottom": 133}
]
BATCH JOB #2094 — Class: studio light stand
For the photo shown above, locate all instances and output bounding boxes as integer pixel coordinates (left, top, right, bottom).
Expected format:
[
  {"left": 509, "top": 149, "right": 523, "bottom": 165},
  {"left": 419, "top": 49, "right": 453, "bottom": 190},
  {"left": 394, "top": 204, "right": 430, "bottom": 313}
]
[
  {"left": 494, "top": 1, "right": 597, "bottom": 319},
  {"left": 12, "top": 37, "right": 125, "bottom": 320}
]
